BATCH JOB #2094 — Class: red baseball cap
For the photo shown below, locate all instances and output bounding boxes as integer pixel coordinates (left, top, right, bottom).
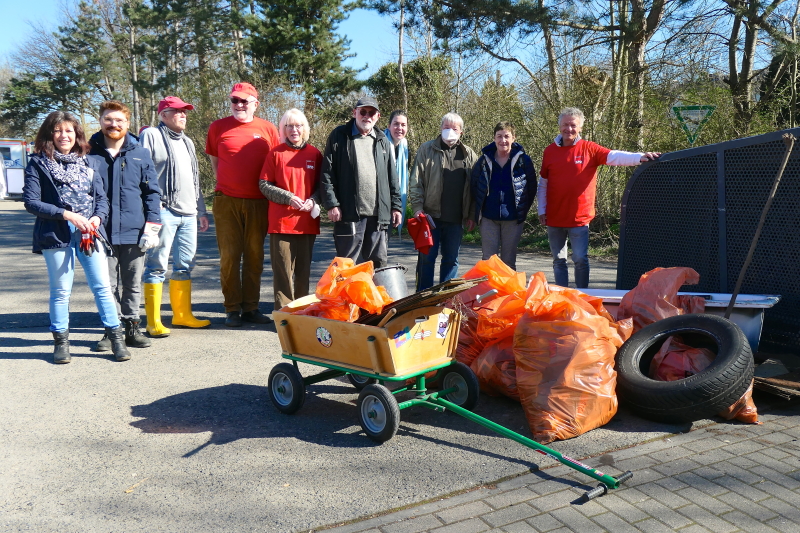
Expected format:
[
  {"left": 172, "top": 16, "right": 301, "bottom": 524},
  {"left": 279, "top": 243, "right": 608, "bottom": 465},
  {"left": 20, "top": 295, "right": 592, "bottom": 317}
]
[
  {"left": 230, "top": 82, "right": 258, "bottom": 100},
  {"left": 157, "top": 96, "right": 194, "bottom": 114}
]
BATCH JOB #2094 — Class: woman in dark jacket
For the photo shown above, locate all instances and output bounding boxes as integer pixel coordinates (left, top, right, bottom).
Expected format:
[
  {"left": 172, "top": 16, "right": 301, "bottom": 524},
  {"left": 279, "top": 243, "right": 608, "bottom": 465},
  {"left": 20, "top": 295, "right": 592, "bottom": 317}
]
[
  {"left": 23, "top": 111, "right": 130, "bottom": 364},
  {"left": 471, "top": 121, "right": 537, "bottom": 270}
]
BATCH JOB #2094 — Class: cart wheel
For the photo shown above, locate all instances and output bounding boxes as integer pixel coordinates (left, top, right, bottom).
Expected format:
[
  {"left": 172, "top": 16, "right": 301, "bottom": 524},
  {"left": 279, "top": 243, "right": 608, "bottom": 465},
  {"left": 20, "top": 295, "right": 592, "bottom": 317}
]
[
  {"left": 347, "top": 373, "right": 378, "bottom": 390},
  {"left": 269, "top": 363, "right": 305, "bottom": 414},
  {"left": 358, "top": 384, "right": 400, "bottom": 442},
  {"left": 440, "top": 362, "right": 480, "bottom": 411}
]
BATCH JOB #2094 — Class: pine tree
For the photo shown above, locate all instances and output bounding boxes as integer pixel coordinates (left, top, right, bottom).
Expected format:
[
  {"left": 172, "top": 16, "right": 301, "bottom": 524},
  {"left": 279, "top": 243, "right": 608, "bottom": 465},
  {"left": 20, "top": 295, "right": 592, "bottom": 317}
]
[{"left": 248, "top": 0, "right": 364, "bottom": 123}]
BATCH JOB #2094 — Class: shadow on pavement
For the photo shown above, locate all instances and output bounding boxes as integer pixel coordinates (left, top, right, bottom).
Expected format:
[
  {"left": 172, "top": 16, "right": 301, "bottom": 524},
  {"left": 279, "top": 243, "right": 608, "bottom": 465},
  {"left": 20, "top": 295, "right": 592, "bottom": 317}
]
[{"left": 130, "top": 383, "right": 386, "bottom": 457}]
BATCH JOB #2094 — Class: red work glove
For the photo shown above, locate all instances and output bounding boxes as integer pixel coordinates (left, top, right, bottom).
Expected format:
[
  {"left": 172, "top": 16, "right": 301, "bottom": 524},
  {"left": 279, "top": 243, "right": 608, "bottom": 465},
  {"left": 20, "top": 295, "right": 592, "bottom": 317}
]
[{"left": 79, "top": 229, "right": 97, "bottom": 256}]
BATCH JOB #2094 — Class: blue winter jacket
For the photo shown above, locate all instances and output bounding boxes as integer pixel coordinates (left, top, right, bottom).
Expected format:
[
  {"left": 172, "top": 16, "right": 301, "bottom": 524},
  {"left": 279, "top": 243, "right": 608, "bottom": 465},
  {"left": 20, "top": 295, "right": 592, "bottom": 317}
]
[
  {"left": 470, "top": 142, "right": 537, "bottom": 224},
  {"left": 89, "top": 132, "right": 161, "bottom": 245},
  {"left": 23, "top": 153, "right": 110, "bottom": 254}
]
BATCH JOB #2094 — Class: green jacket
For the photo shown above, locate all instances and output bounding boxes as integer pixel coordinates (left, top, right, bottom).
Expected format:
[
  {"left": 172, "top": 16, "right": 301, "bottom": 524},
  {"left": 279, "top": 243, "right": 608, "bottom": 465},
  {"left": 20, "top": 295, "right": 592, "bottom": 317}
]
[{"left": 409, "top": 137, "right": 477, "bottom": 224}]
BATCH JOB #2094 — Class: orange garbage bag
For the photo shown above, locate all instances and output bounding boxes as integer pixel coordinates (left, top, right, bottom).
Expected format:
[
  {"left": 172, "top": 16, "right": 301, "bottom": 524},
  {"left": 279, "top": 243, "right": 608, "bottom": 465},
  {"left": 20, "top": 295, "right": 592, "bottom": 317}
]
[
  {"left": 470, "top": 336, "right": 519, "bottom": 401},
  {"left": 463, "top": 254, "right": 527, "bottom": 294},
  {"left": 454, "top": 310, "right": 483, "bottom": 366},
  {"left": 295, "top": 299, "right": 361, "bottom": 322},
  {"left": 513, "top": 272, "right": 632, "bottom": 444},
  {"left": 718, "top": 381, "right": 760, "bottom": 424},
  {"left": 447, "top": 255, "right": 529, "bottom": 362},
  {"left": 314, "top": 257, "right": 393, "bottom": 315},
  {"left": 649, "top": 335, "right": 715, "bottom": 381},
  {"left": 617, "top": 267, "right": 705, "bottom": 332}
]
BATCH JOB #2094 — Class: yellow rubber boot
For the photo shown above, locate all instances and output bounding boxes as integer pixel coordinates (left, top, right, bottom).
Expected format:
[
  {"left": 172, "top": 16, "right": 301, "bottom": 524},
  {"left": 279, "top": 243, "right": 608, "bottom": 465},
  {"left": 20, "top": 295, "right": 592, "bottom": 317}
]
[
  {"left": 170, "top": 279, "right": 211, "bottom": 328},
  {"left": 144, "top": 282, "right": 171, "bottom": 337}
]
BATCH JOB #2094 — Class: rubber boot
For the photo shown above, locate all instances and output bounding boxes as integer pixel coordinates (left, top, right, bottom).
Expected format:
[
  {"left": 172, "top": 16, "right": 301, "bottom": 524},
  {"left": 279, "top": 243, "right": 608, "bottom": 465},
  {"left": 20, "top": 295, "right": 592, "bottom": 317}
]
[
  {"left": 93, "top": 333, "right": 112, "bottom": 352},
  {"left": 123, "top": 318, "right": 152, "bottom": 348},
  {"left": 144, "top": 282, "right": 170, "bottom": 337},
  {"left": 170, "top": 279, "right": 211, "bottom": 328},
  {"left": 106, "top": 326, "right": 131, "bottom": 362},
  {"left": 52, "top": 330, "right": 71, "bottom": 364}
]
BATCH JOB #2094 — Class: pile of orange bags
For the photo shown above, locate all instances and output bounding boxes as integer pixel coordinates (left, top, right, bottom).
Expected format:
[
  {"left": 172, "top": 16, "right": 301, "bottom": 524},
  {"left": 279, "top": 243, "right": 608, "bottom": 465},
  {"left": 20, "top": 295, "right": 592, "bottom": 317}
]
[
  {"left": 450, "top": 255, "right": 527, "bottom": 367},
  {"left": 293, "top": 257, "right": 393, "bottom": 321},
  {"left": 513, "top": 272, "right": 633, "bottom": 444},
  {"left": 619, "top": 267, "right": 758, "bottom": 424}
]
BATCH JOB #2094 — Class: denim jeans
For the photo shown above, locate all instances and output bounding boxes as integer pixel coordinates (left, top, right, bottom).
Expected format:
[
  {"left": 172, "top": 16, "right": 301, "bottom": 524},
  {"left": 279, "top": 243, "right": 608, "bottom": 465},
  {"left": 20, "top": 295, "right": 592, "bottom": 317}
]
[
  {"left": 416, "top": 220, "right": 463, "bottom": 291},
  {"left": 479, "top": 218, "right": 525, "bottom": 271},
  {"left": 547, "top": 225, "right": 590, "bottom": 288},
  {"left": 42, "top": 224, "right": 120, "bottom": 332},
  {"left": 144, "top": 208, "right": 198, "bottom": 284}
]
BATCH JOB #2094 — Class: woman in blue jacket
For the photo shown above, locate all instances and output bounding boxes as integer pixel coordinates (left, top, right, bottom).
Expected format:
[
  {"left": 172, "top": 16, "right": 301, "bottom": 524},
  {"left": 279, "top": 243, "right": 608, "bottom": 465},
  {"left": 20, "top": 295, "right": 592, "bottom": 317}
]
[
  {"left": 23, "top": 111, "right": 130, "bottom": 364},
  {"left": 471, "top": 121, "right": 537, "bottom": 271}
]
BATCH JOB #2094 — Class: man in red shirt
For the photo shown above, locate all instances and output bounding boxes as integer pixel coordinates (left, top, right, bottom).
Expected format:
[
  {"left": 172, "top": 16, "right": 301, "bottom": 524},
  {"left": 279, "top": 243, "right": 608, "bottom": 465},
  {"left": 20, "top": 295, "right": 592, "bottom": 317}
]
[
  {"left": 538, "top": 107, "right": 660, "bottom": 288},
  {"left": 206, "top": 82, "right": 280, "bottom": 326}
]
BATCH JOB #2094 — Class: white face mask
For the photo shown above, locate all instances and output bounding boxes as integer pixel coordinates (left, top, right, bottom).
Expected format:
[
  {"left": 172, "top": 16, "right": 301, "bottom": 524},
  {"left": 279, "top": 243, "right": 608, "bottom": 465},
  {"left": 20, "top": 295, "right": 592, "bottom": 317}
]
[{"left": 441, "top": 128, "right": 460, "bottom": 146}]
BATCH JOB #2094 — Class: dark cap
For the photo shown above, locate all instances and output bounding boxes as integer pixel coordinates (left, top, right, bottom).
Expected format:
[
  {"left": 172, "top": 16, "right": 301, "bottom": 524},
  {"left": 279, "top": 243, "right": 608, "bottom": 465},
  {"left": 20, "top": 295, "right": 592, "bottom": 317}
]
[{"left": 354, "top": 96, "right": 379, "bottom": 111}]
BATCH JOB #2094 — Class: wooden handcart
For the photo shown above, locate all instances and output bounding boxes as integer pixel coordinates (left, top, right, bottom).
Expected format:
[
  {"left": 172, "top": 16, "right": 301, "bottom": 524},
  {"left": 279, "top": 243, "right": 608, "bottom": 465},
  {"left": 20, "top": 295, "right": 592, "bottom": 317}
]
[{"left": 269, "top": 295, "right": 633, "bottom": 499}]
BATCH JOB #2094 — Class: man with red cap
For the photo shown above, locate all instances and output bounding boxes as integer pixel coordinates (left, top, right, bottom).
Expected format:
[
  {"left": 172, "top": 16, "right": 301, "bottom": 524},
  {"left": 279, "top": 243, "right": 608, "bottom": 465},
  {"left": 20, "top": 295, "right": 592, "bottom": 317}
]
[
  {"left": 140, "top": 96, "right": 211, "bottom": 337},
  {"left": 206, "top": 83, "right": 280, "bottom": 327}
]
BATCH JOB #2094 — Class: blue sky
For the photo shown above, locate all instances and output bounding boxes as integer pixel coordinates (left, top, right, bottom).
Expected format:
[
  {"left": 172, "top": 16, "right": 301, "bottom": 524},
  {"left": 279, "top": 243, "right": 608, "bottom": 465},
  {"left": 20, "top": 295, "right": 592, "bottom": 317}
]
[{"left": 0, "top": 2, "right": 397, "bottom": 80}]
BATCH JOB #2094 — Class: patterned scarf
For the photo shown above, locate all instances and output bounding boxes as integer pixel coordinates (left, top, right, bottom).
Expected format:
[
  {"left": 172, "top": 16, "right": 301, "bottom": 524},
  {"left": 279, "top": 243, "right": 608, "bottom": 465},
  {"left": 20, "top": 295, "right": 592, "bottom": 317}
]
[
  {"left": 158, "top": 122, "right": 199, "bottom": 207},
  {"left": 42, "top": 152, "right": 90, "bottom": 185}
]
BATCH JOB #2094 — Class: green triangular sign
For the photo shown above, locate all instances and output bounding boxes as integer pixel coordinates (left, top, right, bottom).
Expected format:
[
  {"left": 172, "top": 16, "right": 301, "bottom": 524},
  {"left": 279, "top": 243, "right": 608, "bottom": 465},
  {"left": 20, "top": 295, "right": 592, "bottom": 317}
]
[{"left": 673, "top": 106, "right": 715, "bottom": 144}]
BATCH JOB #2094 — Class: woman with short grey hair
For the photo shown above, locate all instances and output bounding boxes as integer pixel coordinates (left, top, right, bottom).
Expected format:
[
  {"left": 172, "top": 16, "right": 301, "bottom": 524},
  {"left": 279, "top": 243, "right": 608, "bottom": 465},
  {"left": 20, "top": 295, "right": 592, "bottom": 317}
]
[{"left": 260, "top": 108, "right": 322, "bottom": 308}]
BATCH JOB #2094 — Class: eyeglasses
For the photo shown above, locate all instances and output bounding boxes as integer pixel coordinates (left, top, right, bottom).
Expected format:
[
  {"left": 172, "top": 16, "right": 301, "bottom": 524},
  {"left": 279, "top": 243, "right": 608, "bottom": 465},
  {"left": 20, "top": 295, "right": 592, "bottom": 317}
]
[
  {"left": 230, "top": 97, "right": 254, "bottom": 105},
  {"left": 163, "top": 109, "right": 188, "bottom": 115},
  {"left": 103, "top": 118, "right": 128, "bottom": 125},
  {"left": 285, "top": 124, "right": 303, "bottom": 130},
  {"left": 358, "top": 108, "right": 378, "bottom": 117}
]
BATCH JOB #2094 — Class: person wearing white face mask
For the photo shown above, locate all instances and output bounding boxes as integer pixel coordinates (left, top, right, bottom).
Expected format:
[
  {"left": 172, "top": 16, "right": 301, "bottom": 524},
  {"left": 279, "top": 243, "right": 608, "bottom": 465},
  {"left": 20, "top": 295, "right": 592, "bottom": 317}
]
[{"left": 409, "top": 112, "right": 478, "bottom": 291}]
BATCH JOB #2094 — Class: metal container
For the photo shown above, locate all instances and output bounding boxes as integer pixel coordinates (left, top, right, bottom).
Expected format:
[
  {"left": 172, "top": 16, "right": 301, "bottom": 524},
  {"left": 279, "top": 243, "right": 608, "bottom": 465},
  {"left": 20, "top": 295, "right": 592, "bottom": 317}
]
[
  {"left": 581, "top": 289, "right": 780, "bottom": 353},
  {"left": 373, "top": 264, "right": 409, "bottom": 301}
]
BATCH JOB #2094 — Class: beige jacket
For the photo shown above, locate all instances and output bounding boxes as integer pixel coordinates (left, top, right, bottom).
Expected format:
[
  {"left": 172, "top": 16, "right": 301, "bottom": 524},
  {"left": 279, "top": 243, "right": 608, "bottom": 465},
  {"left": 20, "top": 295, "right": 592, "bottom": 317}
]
[{"left": 409, "top": 137, "right": 478, "bottom": 224}]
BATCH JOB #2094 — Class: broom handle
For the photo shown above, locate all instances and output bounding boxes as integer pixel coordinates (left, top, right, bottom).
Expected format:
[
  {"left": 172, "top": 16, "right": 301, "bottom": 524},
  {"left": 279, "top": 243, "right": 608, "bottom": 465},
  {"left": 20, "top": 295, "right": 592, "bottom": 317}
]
[{"left": 725, "top": 133, "right": 795, "bottom": 319}]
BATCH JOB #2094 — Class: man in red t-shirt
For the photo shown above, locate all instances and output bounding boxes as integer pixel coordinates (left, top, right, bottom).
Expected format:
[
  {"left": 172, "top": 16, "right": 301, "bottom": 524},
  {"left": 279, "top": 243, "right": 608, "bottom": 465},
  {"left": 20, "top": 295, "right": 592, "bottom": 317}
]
[
  {"left": 538, "top": 107, "right": 660, "bottom": 288},
  {"left": 206, "top": 82, "right": 280, "bottom": 327}
]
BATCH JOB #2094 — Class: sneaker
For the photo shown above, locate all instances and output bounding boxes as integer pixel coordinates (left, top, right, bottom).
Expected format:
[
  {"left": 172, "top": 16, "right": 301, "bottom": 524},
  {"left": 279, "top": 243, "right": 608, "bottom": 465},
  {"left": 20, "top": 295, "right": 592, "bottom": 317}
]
[
  {"left": 225, "top": 311, "right": 243, "bottom": 328},
  {"left": 241, "top": 309, "right": 273, "bottom": 324}
]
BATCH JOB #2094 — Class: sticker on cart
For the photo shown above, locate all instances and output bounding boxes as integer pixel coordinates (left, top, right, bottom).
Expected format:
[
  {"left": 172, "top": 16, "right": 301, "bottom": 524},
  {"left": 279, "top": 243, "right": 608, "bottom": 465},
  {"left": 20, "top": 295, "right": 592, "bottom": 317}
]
[
  {"left": 393, "top": 327, "right": 412, "bottom": 348},
  {"left": 316, "top": 327, "right": 332, "bottom": 348},
  {"left": 436, "top": 313, "right": 448, "bottom": 338},
  {"left": 413, "top": 329, "right": 431, "bottom": 340}
]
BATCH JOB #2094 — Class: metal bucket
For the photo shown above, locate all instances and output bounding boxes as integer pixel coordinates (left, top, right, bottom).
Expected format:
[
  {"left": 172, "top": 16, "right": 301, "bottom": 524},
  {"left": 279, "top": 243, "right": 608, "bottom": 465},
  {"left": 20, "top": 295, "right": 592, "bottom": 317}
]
[{"left": 373, "top": 264, "right": 409, "bottom": 301}]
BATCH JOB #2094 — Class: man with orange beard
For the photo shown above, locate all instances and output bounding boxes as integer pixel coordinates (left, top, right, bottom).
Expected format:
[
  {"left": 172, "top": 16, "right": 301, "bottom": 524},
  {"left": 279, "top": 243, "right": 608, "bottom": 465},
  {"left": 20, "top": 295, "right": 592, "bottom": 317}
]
[{"left": 89, "top": 100, "right": 162, "bottom": 352}]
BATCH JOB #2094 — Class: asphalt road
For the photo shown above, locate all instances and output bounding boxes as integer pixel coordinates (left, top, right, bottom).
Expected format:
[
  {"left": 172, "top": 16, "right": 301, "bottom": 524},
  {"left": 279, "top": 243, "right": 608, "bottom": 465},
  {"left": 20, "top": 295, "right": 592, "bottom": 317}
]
[{"left": 1, "top": 200, "right": 715, "bottom": 532}]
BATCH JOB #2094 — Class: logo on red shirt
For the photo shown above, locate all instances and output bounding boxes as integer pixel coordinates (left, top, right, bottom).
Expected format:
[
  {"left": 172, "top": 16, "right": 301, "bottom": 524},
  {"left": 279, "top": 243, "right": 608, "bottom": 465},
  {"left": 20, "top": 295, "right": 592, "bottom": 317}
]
[{"left": 306, "top": 160, "right": 315, "bottom": 170}]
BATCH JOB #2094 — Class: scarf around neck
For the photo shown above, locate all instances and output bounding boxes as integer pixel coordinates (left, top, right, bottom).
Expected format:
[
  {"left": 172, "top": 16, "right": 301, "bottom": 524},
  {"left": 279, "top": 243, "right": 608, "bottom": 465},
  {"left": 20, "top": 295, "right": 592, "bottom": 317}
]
[
  {"left": 385, "top": 128, "right": 409, "bottom": 233},
  {"left": 158, "top": 122, "right": 199, "bottom": 207},
  {"left": 42, "top": 152, "right": 90, "bottom": 185}
]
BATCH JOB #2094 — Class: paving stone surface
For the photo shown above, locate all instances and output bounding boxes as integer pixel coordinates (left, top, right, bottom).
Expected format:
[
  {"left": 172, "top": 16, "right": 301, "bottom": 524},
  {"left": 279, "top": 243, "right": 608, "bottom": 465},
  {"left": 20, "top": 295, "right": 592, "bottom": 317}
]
[{"left": 323, "top": 404, "right": 800, "bottom": 532}]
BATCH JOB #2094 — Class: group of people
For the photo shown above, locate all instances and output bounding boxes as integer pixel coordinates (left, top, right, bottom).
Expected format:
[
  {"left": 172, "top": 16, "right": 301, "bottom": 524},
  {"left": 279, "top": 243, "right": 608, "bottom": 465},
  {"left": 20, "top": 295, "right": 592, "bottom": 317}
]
[
  {"left": 408, "top": 107, "right": 660, "bottom": 292},
  {"left": 23, "top": 80, "right": 660, "bottom": 365}
]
